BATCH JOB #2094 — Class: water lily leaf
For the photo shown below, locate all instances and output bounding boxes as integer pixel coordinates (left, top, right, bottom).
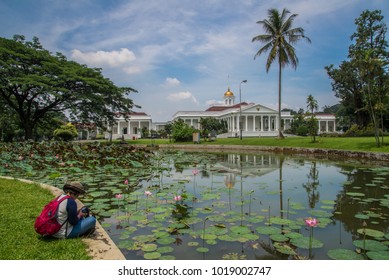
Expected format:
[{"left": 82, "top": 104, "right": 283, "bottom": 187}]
[
  {"left": 142, "top": 243, "right": 158, "bottom": 252},
  {"left": 366, "top": 251, "right": 389, "bottom": 260},
  {"left": 270, "top": 217, "right": 292, "bottom": 225},
  {"left": 327, "top": 249, "right": 364, "bottom": 260},
  {"left": 157, "top": 237, "right": 176, "bottom": 245},
  {"left": 256, "top": 226, "right": 281, "bottom": 235},
  {"left": 143, "top": 252, "right": 161, "bottom": 260},
  {"left": 285, "top": 232, "right": 303, "bottom": 239},
  {"left": 157, "top": 246, "right": 174, "bottom": 254},
  {"left": 308, "top": 209, "right": 332, "bottom": 218},
  {"left": 196, "top": 247, "right": 209, "bottom": 253},
  {"left": 270, "top": 234, "right": 289, "bottom": 242},
  {"left": 353, "top": 240, "right": 388, "bottom": 251},
  {"left": 357, "top": 228, "right": 385, "bottom": 238},
  {"left": 160, "top": 255, "right": 176, "bottom": 260},
  {"left": 355, "top": 213, "right": 370, "bottom": 220},
  {"left": 346, "top": 192, "right": 365, "bottom": 197},
  {"left": 230, "top": 225, "right": 251, "bottom": 235},
  {"left": 291, "top": 237, "right": 324, "bottom": 249},
  {"left": 188, "top": 242, "right": 199, "bottom": 247},
  {"left": 274, "top": 243, "right": 297, "bottom": 255}
]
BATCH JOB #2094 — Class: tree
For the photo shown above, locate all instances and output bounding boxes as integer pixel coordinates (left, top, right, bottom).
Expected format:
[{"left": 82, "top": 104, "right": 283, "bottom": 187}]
[
  {"left": 252, "top": 8, "right": 311, "bottom": 138},
  {"left": 306, "top": 94, "right": 318, "bottom": 142},
  {"left": 199, "top": 117, "right": 227, "bottom": 139},
  {"left": 326, "top": 10, "right": 389, "bottom": 146},
  {"left": 171, "top": 119, "right": 197, "bottom": 142},
  {"left": 0, "top": 35, "right": 137, "bottom": 140}
]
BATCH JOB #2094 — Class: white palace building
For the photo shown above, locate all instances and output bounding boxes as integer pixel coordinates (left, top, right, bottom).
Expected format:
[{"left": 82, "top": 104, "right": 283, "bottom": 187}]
[{"left": 102, "top": 87, "right": 337, "bottom": 140}]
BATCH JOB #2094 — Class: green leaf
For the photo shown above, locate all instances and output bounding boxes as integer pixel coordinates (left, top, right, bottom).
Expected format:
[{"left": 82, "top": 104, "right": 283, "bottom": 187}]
[{"left": 327, "top": 249, "right": 364, "bottom": 260}]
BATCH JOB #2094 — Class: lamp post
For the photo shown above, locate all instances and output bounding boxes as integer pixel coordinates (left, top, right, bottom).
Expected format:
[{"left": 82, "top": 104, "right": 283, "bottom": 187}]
[{"left": 239, "top": 79, "right": 247, "bottom": 140}]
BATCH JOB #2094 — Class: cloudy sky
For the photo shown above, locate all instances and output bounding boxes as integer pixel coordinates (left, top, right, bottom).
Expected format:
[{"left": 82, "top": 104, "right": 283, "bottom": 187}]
[{"left": 1, "top": 0, "right": 388, "bottom": 122}]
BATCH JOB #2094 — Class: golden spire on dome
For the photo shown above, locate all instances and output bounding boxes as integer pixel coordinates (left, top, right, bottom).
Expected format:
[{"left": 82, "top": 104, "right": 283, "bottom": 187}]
[{"left": 224, "top": 87, "right": 234, "bottom": 97}]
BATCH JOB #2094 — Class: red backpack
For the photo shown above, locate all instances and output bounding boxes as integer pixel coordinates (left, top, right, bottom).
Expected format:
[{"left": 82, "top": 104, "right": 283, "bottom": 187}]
[{"left": 34, "top": 195, "right": 71, "bottom": 236}]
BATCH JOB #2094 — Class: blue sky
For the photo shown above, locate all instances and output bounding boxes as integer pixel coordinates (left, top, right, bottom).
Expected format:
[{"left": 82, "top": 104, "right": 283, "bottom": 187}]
[{"left": 1, "top": 0, "right": 388, "bottom": 122}]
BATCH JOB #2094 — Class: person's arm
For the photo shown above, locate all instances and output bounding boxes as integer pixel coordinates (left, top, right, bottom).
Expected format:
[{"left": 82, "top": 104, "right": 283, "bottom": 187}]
[{"left": 66, "top": 199, "right": 80, "bottom": 225}]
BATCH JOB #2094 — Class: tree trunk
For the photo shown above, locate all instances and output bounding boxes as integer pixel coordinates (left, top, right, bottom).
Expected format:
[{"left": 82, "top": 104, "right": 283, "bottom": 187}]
[{"left": 278, "top": 60, "right": 284, "bottom": 139}]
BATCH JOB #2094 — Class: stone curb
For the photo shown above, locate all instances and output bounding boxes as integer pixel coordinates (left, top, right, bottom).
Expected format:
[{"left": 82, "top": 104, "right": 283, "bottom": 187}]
[{"left": 1, "top": 176, "right": 126, "bottom": 260}]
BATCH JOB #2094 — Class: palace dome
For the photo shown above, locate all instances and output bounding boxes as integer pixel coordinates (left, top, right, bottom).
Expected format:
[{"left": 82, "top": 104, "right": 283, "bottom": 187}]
[{"left": 224, "top": 87, "right": 234, "bottom": 97}]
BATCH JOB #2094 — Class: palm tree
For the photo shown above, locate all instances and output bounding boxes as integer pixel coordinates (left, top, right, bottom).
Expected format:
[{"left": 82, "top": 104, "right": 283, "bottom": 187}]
[
  {"left": 252, "top": 8, "right": 311, "bottom": 138},
  {"left": 306, "top": 94, "right": 318, "bottom": 142}
]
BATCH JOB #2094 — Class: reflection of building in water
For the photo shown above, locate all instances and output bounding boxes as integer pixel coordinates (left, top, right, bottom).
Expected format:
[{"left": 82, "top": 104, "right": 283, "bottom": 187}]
[
  {"left": 213, "top": 153, "right": 279, "bottom": 178},
  {"left": 224, "top": 173, "right": 236, "bottom": 188}
]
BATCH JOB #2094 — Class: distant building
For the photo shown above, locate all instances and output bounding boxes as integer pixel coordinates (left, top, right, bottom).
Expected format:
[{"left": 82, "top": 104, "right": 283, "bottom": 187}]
[
  {"left": 79, "top": 88, "right": 337, "bottom": 140},
  {"left": 172, "top": 88, "right": 336, "bottom": 137}
]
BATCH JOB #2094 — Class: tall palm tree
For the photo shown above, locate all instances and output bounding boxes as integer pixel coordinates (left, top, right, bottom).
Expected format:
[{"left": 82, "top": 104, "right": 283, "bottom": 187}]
[{"left": 252, "top": 8, "right": 311, "bottom": 138}]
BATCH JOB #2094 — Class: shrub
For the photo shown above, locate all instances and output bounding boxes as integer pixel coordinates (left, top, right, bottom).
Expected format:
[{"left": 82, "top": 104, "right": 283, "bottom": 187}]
[{"left": 53, "top": 123, "right": 78, "bottom": 141}]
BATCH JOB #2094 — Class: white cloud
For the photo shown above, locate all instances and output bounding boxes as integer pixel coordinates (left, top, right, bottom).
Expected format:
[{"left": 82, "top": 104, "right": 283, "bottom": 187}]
[
  {"left": 167, "top": 91, "right": 199, "bottom": 104},
  {"left": 206, "top": 99, "right": 224, "bottom": 106},
  {"left": 165, "top": 77, "right": 181, "bottom": 87},
  {"left": 71, "top": 48, "right": 136, "bottom": 68}
]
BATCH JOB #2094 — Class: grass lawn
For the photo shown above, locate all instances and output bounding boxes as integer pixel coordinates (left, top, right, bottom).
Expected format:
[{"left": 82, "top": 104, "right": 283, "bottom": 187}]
[
  {"left": 0, "top": 178, "right": 91, "bottom": 260},
  {"left": 130, "top": 136, "right": 389, "bottom": 153}
]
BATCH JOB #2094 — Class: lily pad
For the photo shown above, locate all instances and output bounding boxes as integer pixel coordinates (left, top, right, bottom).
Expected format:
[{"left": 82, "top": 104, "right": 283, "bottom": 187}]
[
  {"left": 327, "top": 249, "right": 364, "bottom": 260},
  {"left": 353, "top": 240, "right": 388, "bottom": 251},
  {"left": 157, "top": 246, "right": 174, "bottom": 254},
  {"left": 270, "top": 234, "right": 289, "bottom": 242},
  {"left": 346, "top": 192, "right": 365, "bottom": 197},
  {"left": 274, "top": 243, "right": 297, "bottom": 255},
  {"left": 366, "top": 251, "right": 389, "bottom": 260},
  {"left": 142, "top": 243, "right": 158, "bottom": 252},
  {"left": 256, "top": 226, "right": 282, "bottom": 235},
  {"left": 143, "top": 252, "right": 161, "bottom": 260},
  {"left": 196, "top": 247, "right": 209, "bottom": 253},
  {"left": 157, "top": 237, "right": 176, "bottom": 245},
  {"left": 357, "top": 228, "right": 385, "bottom": 239},
  {"left": 291, "top": 237, "right": 324, "bottom": 249}
]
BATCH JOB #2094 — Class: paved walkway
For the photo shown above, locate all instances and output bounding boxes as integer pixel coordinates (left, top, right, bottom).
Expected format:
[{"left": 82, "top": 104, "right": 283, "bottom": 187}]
[{"left": 2, "top": 176, "right": 126, "bottom": 260}]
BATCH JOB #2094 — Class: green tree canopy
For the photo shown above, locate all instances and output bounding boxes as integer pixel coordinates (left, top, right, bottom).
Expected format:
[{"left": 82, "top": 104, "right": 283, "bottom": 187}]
[{"left": 0, "top": 35, "right": 138, "bottom": 140}]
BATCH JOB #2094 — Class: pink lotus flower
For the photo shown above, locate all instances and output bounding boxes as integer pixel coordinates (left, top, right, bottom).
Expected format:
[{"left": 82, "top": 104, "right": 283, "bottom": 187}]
[
  {"left": 18, "top": 155, "right": 24, "bottom": 160},
  {"left": 174, "top": 195, "right": 182, "bottom": 202},
  {"left": 304, "top": 217, "right": 319, "bottom": 227},
  {"left": 124, "top": 179, "right": 129, "bottom": 185},
  {"left": 144, "top": 191, "right": 152, "bottom": 196},
  {"left": 115, "top": 193, "right": 123, "bottom": 199},
  {"left": 192, "top": 169, "right": 199, "bottom": 176}
]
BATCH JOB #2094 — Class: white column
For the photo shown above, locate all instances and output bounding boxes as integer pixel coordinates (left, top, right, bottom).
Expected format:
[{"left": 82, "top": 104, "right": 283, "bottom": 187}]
[
  {"left": 326, "top": 121, "right": 329, "bottom": 132},
  {"left": 261, "top": 116, "right": 263, "bottom": 131},
  {"left": 245, "top": 116, "right": 248, "bottom": 132},
  {"left": 268, "top": 116, "right": 271, "bottom": 131}
]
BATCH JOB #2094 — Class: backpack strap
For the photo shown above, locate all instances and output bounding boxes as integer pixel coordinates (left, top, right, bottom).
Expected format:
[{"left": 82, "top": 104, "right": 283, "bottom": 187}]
[{"left": 55, "top": 195, "right": 72, "bottom": 232}]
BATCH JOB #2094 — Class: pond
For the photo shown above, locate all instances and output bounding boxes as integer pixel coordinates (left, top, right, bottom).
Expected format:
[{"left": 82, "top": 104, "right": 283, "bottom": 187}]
[{"left": 1, "top": 143, "right": 388, "bottom": 260}]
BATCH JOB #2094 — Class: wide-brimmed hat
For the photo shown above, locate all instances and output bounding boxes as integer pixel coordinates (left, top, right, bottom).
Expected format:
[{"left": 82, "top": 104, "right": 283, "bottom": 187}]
[{"left": 63, "top": 181, "right": 86, "bottom": 195}]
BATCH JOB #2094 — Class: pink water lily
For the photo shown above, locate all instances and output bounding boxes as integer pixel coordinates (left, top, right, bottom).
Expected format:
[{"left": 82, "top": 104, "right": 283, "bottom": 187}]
[
  {"left": 304, "top": 217, "right": 319, "bottom": 227},
  {"left": 115, "top": 193, "right": 123, "bottom": 199},
  {"left": 144, "top": 191, "right": 152, "bottom": 196},
  {"left": 192, "top": 169, "right": 199, "bottom": 176},
  {"left": 174, "top": 195, "right": 182, "bottom": 202},
  {"left": 124, "top": 179, "right": 129, "bottom": 185}
]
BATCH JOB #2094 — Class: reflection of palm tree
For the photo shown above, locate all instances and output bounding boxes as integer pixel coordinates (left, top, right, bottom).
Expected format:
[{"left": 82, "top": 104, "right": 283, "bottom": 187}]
[
  {"left": 303, "top": 162, "right": 320, "bottom": 208},
  {"left": 279, "top": 157, "right": 284, "bottom": 219}
]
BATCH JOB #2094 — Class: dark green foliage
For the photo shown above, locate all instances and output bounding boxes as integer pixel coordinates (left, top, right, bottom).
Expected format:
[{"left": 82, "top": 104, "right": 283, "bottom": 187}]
[{"left": 0, "top": 35, "right": 137, "bottom": 140}]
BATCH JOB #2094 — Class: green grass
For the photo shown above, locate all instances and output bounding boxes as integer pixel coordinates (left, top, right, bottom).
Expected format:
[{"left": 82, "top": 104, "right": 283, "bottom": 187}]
[
  {"left": 0, "top": 178, "right": 91, "bottom": 260},
  {"left": 129, "top": 136, "right": 389, "bottom": 153}
]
